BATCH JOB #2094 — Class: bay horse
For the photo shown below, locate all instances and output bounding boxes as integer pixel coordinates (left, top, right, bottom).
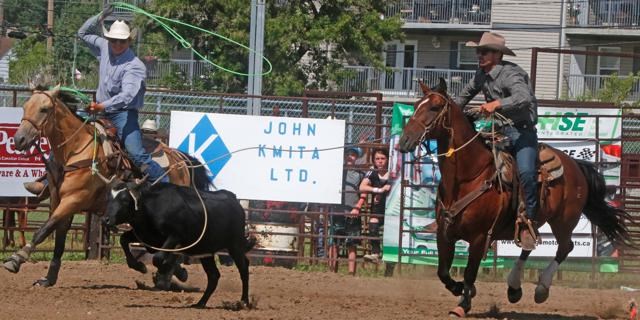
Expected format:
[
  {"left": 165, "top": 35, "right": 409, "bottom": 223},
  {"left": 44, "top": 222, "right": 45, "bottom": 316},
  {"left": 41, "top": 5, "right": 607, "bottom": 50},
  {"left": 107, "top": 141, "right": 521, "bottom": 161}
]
[
  {"left": 3, "top": 86, "right": 210, "bottom": 288},
  {"left": 398, "top": 79, "right": 633, "bottom": 317}
]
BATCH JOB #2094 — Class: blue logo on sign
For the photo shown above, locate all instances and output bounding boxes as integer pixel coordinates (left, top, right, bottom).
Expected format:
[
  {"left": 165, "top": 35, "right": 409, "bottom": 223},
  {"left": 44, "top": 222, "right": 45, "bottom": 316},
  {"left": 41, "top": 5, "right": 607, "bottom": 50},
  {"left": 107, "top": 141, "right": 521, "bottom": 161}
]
[{"left": 178, "top": 116, "right": 231, "bottom": 180}]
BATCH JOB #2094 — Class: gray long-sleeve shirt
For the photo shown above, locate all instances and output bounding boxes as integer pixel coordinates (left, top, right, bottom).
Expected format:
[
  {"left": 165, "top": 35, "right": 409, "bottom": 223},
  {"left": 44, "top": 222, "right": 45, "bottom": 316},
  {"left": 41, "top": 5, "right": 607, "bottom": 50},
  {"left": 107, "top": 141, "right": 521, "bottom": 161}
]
[
  {"left": 454, "top": 60, "right": 537, "bottom": 127},
  {"left": 78, "top": 15, "right": 146, "bottom": 113}
]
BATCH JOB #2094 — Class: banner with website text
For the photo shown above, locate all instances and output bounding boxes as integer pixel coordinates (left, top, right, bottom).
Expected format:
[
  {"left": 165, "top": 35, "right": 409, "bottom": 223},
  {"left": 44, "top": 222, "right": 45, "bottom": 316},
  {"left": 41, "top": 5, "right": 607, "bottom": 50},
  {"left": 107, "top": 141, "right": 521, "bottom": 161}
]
[{"left": 383, "top": 104, "right": 620, "bottom": 270}]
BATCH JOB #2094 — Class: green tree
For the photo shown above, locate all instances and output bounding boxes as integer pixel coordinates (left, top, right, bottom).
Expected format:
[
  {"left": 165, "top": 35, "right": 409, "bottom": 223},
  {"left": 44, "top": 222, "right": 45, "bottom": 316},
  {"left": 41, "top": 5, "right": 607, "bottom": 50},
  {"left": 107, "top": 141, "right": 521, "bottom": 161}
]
[
  {"left": 597, "top": 72, "right": 640, "bottom": 107},
  {"left": 52, "top": 2, "right": 101, "bottom": 87},
  {"left": 3, "top": 0, "right": 47, "bottom": 27},
  {"left": 147, "top": 0, "right": 403, "bottom": 95},
  {"left": 8, "top": 1, "right": 101, "bottom": 87},
  {"left": 8, "top": 36, "right": 52, "bottom": 84}
]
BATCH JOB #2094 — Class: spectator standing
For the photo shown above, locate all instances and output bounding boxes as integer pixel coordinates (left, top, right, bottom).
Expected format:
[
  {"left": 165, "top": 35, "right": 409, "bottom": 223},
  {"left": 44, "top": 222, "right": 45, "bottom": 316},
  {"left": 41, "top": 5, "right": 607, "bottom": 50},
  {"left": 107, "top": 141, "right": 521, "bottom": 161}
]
[
  {"left": 359, "top": 148, "right": 395, "bottom": 277},
  {"left": 328, "top": 146, "right": 365, "bottom": 275}
]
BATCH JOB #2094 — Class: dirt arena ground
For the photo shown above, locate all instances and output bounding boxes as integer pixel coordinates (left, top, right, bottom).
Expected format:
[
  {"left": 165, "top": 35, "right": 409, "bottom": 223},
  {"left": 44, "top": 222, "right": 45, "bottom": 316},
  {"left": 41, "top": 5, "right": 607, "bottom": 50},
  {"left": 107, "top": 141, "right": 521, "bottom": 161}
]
[{"left": 0, "top": 261, "right": 636, "bottom": 320}]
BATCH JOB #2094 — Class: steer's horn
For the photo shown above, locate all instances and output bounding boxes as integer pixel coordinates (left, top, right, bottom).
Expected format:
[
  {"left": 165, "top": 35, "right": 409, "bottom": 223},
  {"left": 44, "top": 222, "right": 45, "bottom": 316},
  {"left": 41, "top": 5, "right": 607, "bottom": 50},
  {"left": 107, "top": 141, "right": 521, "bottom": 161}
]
[
  {"left": 96, "top": 172, "right": 116, "bottom": 185},
  {"left": 135, "top": 174, "right": 149, "bottom": 186}
]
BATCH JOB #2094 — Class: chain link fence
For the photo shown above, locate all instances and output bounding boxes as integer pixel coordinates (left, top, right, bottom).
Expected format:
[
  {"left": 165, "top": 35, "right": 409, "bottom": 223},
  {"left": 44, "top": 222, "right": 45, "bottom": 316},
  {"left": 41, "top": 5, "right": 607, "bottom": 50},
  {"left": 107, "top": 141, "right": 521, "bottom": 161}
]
[{"left": 0, "top": 85, "right": 395, "bottom": 147}]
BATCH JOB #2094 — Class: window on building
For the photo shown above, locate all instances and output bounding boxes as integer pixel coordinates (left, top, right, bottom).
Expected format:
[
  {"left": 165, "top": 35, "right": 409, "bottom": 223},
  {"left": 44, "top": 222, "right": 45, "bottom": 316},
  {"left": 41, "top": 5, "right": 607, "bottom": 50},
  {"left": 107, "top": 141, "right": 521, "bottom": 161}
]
[
  {"left": 457, "top": 42, "right": 477, "bottom": 70},
  {"left": 598, "top": 47, "right": 621, "bottom": 76}
]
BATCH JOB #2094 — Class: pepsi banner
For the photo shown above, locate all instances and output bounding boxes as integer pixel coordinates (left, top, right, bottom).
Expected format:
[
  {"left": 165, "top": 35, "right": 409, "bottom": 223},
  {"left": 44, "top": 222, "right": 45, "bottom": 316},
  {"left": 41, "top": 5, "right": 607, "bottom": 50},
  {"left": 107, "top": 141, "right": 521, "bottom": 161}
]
[
  {"left": 0, "top": 107, "right": 49, "bottom": 197},
  {"left": 169, "top": 111, "right": 345, "bottom": 203}
]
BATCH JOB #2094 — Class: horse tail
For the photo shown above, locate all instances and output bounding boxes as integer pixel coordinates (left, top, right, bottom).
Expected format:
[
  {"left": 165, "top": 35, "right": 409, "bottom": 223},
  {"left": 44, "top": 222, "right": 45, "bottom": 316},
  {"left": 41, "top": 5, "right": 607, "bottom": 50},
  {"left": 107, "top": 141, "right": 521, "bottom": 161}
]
[
  {"left": 576, "top": 159, "right": 634, "bottom": 247},
  {"left": 182, "top": 153, "right": 211, "bottom": 190}
]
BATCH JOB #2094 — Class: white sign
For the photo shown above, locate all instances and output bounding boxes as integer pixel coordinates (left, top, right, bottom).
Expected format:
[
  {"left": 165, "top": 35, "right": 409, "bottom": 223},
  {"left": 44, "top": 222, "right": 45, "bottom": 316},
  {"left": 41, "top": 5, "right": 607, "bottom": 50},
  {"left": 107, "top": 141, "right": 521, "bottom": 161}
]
[
  {"left": 0, "top": 108, "right": 48, "bottom": 197},
  {"left": 538, "top": 215, "right": 592, "bottom": 234},
  {"left": 169, "top": 111, "right": 345, "bottom": 203},
  {"left": 537, "top": 107, "right": 620, "bottom": 139},
  {"left": 497, "top": 235, "right": 594, "bottom": 258}
]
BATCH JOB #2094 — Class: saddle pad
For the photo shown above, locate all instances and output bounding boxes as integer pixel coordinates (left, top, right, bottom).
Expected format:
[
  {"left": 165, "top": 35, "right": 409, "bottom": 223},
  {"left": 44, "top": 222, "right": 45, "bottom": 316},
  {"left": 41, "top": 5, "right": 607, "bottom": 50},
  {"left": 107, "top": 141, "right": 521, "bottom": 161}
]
[
  {"left": 151, "top": 150, "right": 170, "bottom": 169},
  {"left": 93, "top": 122, "right": 114, "bottom": 157}
]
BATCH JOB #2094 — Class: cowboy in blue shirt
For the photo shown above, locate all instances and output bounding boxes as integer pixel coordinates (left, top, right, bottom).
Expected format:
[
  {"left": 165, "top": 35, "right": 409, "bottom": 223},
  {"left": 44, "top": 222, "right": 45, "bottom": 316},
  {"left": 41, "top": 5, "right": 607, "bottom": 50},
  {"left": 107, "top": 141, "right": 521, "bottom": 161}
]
[
  {"left": 78, "top": 9, "right": 167, "bottom": 183},
  {"left": 24, "top": 8, "right": 167, "bottom": 196}
]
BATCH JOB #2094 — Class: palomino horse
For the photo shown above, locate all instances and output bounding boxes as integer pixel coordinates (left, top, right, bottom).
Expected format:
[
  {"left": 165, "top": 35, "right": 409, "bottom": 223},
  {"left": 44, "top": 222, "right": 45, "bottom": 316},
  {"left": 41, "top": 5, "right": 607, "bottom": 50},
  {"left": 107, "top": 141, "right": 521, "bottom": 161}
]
[
  {"left": 3, "top": 86, "right": 210, "bottom": 287},
  {"left": 398, "top": 80, "right": 632, "bottom": 317}
]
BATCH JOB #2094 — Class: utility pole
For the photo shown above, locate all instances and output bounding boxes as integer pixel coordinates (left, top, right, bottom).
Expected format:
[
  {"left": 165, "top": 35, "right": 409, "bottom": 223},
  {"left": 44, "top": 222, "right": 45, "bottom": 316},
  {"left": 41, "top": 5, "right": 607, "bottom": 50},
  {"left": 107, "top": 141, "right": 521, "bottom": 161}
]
[
  {"left": 247, "top": 0, "right": 265, "bottom": 116},
  {"left": 0, "top": 1, "right": 4, "bottom": 36},
  {"left": 47, "top": 0, "right": 53, "bottom": 50}
]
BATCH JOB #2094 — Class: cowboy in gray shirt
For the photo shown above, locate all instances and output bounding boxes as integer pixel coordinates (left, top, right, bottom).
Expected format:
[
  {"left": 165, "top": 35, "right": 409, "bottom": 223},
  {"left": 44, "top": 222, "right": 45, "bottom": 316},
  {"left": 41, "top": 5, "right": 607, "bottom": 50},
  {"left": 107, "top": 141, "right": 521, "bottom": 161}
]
[{"left": 454, "top": 32, "right": 539, "bottom": 250}]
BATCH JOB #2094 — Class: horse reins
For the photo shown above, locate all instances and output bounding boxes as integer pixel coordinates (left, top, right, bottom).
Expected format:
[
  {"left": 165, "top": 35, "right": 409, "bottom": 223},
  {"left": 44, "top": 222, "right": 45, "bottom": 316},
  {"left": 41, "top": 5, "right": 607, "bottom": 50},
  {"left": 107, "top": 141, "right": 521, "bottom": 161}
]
[{"left": 411, "top": 92, "right": 482, "bottom": 159}]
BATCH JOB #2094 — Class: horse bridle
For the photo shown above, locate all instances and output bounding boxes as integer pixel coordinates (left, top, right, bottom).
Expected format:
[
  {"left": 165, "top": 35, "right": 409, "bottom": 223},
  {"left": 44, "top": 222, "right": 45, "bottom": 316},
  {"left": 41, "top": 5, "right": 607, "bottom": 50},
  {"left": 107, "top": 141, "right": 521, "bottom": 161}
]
[
  {"left": 17, "top": 90, "right": 62, "bottom": 155},
  {"left": 409, "top": 91, "right": 452, "bottom": 144},
  {"left": 21, "top": 90, "right": 58, "bottom": 133}
]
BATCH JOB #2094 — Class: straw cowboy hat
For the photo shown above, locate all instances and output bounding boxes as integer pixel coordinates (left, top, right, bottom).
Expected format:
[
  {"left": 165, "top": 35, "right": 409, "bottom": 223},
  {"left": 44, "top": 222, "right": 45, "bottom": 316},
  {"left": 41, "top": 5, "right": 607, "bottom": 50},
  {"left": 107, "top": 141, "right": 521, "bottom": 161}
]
[
  {"left": 141, "top": 119, "right": 158, "bottom": 133},
  {"left": 102, "top": 20, "right": 133, "bottom": 40},
  {"left": 466, "top": 32, "right": 516, "bottom": 56}
]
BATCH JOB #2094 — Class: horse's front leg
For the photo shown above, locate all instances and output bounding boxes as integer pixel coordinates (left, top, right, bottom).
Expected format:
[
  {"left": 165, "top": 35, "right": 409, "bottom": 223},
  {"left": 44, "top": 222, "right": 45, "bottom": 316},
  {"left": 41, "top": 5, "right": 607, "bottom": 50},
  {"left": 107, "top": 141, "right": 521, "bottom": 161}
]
[
  {"left": 507, "top": 250, "right": 531, "bottom": 303},
  {"left": 3, "top": 199, "right": 78, "bottom": 276},
  {"left": 450, "top": 236, "right": 485, "bottom": 317},
  {"left": 437, "top": 226, "right": 463, "bottom": 296},
  {"left": 34, "top": 216, "right": 73, "bottom": 287}
]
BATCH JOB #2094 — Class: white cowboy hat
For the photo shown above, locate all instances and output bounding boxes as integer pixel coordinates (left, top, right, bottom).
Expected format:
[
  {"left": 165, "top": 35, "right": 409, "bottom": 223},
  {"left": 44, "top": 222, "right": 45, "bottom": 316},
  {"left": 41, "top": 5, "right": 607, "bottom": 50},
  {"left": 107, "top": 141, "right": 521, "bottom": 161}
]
[
  {"left": 141, "top": 119, "right": 157, "bottom": 132},
  {"left": 102, "top": 20, "right": 131, "bottom": 40},
  {"left": 465, "top": 32, "right": 516, "bottom": 56}
]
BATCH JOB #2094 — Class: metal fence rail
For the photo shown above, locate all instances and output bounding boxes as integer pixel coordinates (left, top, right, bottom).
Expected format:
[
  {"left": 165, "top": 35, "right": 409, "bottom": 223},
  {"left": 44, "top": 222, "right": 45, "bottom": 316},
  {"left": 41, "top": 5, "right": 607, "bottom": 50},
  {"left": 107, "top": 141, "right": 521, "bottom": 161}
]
[
  {"left": 565, "top": 74, "right": 640, "bottom": 100},
  {"left": 567, "top": 0, "right": 640, "bottom": 27},
  {"left": 341, "top": 66, "right": 475, "bottom": 98},
  {"left": 386, "top": 0, "right": 492, "bottom": 24}
]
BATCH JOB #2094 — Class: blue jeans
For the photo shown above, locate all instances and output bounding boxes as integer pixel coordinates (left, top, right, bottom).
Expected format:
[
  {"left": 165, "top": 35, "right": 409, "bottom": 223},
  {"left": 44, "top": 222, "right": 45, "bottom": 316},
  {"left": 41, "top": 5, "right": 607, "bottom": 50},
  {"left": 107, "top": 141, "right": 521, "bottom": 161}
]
[
  {"left": 503, "top": 126, "right": 538, "bottom": 220},
  {"left": 106, "top": 110, "right": 168, "bottom": 183}
]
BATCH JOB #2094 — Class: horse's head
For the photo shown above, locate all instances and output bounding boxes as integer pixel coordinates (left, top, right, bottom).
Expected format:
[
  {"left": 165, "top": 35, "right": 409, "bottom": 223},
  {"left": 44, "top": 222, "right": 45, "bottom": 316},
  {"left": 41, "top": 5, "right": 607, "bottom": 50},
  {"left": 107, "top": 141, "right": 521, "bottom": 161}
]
[
  {"left": 398, "top": 78, "right": 451, "bottom": 153},
  {"left": 14, "top": 85, "right": 62, "bottom": 151}
]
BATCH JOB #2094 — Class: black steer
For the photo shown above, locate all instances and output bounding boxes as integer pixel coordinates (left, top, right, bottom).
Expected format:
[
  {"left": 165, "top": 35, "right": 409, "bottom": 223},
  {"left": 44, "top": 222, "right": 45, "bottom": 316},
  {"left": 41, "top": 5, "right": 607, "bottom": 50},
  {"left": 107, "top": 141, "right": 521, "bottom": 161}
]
[{"left": 104, "top": 180, "right": 254, "bottom": 308}]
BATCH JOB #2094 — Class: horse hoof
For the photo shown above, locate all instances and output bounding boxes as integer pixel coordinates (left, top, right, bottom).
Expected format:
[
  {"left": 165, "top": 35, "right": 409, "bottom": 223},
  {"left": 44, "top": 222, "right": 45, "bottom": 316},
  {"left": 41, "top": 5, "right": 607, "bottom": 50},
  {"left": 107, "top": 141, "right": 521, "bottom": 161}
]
[
  {"left": 33, "top": 277, "right": 55, "bottom": 287},
  {"left": 507, "top": 286, "right": 522, "bottom": 303},
  {"left": 3, "top": 259, "right": 20, "bottom": 273},
  {"left": 174, "top": 267, "right": 188, "bottom": 282},
  {"left": 534, "top": 284, "right": 549, "bottom": 304},
  {"left": 448, "top": 306, "right": 466, "bottom": 318},
  {"left": 190, "top": 303, "right": 206, "bottom": 309}
]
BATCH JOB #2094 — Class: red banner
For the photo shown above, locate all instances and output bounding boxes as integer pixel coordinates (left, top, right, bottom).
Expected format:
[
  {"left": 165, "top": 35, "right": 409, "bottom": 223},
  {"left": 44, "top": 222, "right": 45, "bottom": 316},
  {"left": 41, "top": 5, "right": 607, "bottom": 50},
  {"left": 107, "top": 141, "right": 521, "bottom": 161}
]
[{"left": 0, "top": 123, "right": 50, "bottom": 168}]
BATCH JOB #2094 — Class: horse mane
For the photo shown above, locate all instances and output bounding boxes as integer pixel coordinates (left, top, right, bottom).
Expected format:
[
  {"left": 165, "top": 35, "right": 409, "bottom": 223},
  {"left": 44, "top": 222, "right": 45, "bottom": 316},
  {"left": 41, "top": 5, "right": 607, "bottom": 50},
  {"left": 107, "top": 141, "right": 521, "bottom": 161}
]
[
  {"left": 32, "top": 85, "right": 84, "bottom": 120},
  {"left": 55, "top": 89, "right": 86, "bottom": 122}
]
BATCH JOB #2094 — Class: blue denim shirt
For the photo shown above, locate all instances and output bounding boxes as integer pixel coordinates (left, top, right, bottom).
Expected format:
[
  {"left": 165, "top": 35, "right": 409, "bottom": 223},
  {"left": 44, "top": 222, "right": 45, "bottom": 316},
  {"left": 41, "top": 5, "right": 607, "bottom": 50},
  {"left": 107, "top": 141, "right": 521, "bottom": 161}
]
[{"left": 78, "top": 15, "right": 146, "bottom": 113}]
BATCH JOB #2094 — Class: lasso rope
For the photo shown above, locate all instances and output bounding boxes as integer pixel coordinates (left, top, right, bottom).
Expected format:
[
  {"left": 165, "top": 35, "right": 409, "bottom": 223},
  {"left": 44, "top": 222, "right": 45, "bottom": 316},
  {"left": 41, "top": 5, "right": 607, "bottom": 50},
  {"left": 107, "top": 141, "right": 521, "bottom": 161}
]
[
  {"left": 150, "top": 137, "right": 388, "bottom": 186},
  {"left": 111, "top": 2, "right": 273, "bottom": 77}
]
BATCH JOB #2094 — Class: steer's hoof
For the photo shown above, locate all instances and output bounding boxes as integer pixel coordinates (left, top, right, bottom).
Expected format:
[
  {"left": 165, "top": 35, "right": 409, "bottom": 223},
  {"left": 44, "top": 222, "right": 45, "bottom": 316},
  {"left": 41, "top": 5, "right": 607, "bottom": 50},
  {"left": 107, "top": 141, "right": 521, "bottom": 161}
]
[
  {"left": 448, "top": 306, "right": 466, "bottom": 318},
  {"left": 507, "top": 286, "right": 523, "bottom": 303},
  {"left": 174, "top": 266, "right": 188, "bottom": 282},
  {"left": 33, "top": 277, "right": 55, "bottom": 287},
  {"left": 130, "top": 261, "right": 148, "bottom": 274},
  {"left": 190, "top": 302, "right": 206, "bottom": 309}
]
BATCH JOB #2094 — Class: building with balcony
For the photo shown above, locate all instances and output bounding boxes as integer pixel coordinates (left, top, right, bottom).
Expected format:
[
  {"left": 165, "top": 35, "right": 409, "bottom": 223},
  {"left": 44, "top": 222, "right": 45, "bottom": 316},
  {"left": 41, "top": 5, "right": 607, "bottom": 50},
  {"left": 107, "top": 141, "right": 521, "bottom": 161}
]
[{"left": 341, "top": 0, "right": 640, "bottom": 102}]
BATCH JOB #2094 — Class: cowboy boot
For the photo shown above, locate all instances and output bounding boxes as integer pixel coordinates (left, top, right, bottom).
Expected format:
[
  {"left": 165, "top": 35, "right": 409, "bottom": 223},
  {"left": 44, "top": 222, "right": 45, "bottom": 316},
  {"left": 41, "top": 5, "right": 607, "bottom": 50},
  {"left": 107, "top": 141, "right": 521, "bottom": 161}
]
[
  {"left": 23, "top": 175, "right": 50, "bottom": 201},
  {"left": 517, "top": 214, "right": 538, "bottom": 251}
]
